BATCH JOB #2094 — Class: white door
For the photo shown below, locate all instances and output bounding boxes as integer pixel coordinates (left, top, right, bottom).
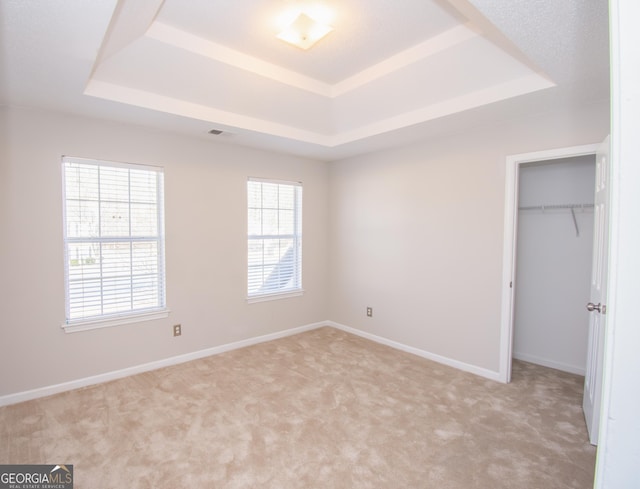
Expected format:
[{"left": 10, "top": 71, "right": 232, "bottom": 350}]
[{"left": 583, "top": 136, "right": 610, "bottom": 445}]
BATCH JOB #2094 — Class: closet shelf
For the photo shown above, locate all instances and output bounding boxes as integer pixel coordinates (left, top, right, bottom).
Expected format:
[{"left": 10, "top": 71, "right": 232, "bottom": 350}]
[
  {"left": 518, "top": 203, "right": 594, "bottom": 211},
  {"left": 518, "top": 203, "right": 594, "bottom": 237}
]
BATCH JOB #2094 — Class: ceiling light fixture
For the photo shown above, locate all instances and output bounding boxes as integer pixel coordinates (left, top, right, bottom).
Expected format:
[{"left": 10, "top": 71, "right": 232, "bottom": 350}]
[{"left": 276, "top": 11, "right": 333, "bottom": 50}]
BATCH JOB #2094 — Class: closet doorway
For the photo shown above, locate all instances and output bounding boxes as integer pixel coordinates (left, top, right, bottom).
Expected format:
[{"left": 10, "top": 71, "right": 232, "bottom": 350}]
[
  {"left": 499, "top": 143, "right": 600, "bottom": 384},
  {"left": 513, "top": 155, "right": 596, "bottom": 375}
]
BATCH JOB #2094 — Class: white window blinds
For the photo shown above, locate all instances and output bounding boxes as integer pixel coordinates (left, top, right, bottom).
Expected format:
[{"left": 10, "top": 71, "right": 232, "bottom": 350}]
[
  {"left": 247, "top": 178, "right": 302, "bottom": 299},
  {"left": 62, "top": 157, "right": 166, "bottom": 324}
]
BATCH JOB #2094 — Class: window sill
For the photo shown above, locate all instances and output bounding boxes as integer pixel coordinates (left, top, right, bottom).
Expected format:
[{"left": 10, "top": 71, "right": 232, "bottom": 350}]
[
  {"left": 61, "top": 309, "right": 170, "bottom": 333},
  {"left": 247, "top": 290, "right": 304, "bottom": 304}
]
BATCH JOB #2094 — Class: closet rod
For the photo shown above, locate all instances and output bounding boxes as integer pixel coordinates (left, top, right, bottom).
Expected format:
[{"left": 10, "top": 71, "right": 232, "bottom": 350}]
[
  {"left": 518, "top": 203, "right": 594, "bottom": 211},
  {"left": 518, "top": 203, "right": 594, "bottom": 237}
]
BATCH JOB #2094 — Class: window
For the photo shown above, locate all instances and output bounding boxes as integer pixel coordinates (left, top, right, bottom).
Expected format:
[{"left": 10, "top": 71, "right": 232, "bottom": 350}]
[
  {"left": 62, "top": 157, "right": 167, "bottom": 331},
  {"left": 247, "top": 178, "right": 302, "bottom": 301}
]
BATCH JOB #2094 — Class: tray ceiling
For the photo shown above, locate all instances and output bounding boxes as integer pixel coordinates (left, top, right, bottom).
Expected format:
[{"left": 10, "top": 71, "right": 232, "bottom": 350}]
[
  {"left": 85, "top": 0, "right": 553, "bottom": 147},
  {"left": 1, "top": 0, "right": 609, "bottom": 160}
]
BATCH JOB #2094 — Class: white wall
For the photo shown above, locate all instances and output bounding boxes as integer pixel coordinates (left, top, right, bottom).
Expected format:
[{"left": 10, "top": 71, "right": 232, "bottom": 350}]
[
  {"left": 328, "top": 102, "right": 609, "bottom": 374},
  {"left": 0, "top": 100, "right": 612, "bottom": 397},
  {"left": 513, "top": 156, "right": 595, "bottom": 374},
  {"left": 0, "top": 106, "right": 329, "bottom": 397}
]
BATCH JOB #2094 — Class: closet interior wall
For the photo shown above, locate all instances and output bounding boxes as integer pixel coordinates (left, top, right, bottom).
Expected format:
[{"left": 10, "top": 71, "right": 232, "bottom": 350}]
[{"left": 514, "top": 155, "right": 596, "bottom": 375}]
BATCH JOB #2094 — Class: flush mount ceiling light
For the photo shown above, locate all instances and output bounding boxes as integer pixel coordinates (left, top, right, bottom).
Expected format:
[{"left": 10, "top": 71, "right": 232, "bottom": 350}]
[{"left": 276, "top": 12, "right": 334, "bottom": 50}]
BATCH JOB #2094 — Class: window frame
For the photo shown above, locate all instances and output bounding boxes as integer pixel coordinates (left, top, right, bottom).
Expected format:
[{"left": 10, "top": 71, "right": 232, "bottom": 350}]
[
  {"left": 247, "top": 177, "right": 303, "bottom": 303},
  {"left": 61, "top": 156, "right": 168, "bottom": 333}
]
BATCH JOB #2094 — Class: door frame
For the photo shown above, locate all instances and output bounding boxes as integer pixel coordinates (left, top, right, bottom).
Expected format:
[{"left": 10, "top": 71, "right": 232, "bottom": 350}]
[{"left": 499, "top": 143, "right": 600, "bottom": 383}]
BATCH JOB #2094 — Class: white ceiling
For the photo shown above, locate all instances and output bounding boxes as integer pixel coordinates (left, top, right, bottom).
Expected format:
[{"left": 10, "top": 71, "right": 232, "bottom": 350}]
[{"left": 0, "top": 0, "right": 609, "bottom": 161}]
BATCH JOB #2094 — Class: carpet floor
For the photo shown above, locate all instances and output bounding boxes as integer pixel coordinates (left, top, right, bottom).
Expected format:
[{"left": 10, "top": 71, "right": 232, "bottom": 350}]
[{"left": 0, "top": 327, "right": 595, "bottom": 488}]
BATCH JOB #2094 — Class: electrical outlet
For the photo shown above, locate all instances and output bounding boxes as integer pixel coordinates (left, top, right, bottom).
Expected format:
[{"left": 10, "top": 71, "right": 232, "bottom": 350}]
[
  {"left": 173, "top": 324, "right": 182, "bottom": 336},
  {"left": 366, "top": 307, "right": 373, "bottom": 317}
]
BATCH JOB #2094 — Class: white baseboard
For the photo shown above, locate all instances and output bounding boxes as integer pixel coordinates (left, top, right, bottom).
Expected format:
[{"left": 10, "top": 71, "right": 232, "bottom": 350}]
[
  {"left": 513, "top": 351, "right": 586, "bottom": 376},
  {"left": 327, "top": 321, "right": 502, "bottom": 382},
  {"left": 1, "top": 320, "right": 506, "bottom": 407},
  {"left": 0, "top": 321, "right": 326, "bottom": 407}
]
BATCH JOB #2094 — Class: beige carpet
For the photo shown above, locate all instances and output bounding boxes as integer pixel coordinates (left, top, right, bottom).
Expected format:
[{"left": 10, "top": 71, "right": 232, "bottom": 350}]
[{"left": 0, "top": 327, "right": 595, "bottom": 488}]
